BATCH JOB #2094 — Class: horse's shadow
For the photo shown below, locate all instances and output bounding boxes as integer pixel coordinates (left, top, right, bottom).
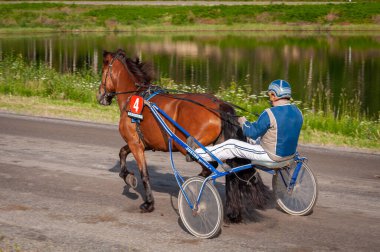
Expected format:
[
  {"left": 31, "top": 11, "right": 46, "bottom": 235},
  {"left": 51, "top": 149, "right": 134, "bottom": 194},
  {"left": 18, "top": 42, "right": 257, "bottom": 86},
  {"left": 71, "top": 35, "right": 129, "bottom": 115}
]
[
  {"left": 108, "top": 159, "right": 276, "bottom": 224},
  {"left": 108, "top": 160, "right": 181, "bottom": 200}
]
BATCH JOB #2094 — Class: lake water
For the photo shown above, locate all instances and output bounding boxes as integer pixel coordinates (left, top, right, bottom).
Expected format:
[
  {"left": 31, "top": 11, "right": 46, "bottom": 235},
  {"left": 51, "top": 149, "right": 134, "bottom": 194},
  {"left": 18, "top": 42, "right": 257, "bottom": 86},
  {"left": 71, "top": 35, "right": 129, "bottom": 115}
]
[{"left": 0, "top": 31, "right": 379, "bottom": 119}]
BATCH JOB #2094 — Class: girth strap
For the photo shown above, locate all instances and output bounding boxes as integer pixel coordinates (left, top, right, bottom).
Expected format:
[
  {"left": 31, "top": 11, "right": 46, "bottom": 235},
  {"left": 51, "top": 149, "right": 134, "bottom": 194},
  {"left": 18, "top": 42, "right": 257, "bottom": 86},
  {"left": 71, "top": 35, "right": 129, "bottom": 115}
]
[{"left": 135, "top": 120, "right": 147, "bottom": 149}]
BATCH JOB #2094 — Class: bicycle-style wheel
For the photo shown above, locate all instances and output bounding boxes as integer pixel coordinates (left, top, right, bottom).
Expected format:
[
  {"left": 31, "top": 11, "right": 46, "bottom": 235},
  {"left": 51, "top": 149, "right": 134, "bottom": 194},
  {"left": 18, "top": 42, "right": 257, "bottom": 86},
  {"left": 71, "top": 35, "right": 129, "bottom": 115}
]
[
  {"left": 272, "top": 162, "right": 318, "bottom": 216},
  {"left": 178, "top": 176, "right": 223, "bottom": 239}
]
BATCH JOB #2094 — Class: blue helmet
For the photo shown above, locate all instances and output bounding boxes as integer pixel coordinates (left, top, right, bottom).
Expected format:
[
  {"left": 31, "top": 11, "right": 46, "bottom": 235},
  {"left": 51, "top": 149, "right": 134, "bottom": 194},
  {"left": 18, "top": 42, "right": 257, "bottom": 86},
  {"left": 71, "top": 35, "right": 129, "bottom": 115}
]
[{"left": 268, "top": 79, "right": 292, "bottom": 99}]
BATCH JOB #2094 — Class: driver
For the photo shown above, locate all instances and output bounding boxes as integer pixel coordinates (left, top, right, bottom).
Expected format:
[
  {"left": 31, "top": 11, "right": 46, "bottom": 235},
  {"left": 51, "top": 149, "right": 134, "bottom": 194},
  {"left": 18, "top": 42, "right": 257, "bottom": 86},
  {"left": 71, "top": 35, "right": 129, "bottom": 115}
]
[{"left": 189, "top": 79, "right": 303, "bottom": 165}]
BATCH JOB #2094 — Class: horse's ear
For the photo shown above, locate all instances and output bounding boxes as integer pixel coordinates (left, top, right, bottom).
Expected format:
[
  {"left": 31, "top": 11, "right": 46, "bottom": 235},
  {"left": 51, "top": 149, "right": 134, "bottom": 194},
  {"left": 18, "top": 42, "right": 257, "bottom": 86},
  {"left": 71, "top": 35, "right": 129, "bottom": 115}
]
[{"left": 116, "top": 49, "right": 126, "bottom": 57}]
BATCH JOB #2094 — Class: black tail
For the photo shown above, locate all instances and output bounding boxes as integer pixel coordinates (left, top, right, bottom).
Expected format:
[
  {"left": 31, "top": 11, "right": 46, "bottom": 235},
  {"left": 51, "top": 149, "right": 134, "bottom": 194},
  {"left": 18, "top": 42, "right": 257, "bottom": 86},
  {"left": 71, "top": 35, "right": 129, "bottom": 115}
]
[{"left": 219, "top": 103, "right": 272, "bottom": 224}]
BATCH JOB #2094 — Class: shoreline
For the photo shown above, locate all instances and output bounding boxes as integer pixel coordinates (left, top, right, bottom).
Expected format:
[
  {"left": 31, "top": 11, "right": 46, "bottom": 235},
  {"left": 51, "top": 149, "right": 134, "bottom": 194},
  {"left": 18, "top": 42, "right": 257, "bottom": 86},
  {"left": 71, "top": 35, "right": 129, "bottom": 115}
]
[
  {"left": 0, "top": 1, "right": 354, "bottom": 5},
  {"left": 1, "top": 24, "right": 379, "bottom": 34},
  {"left": 0, "top": 95, "right": 379, "bottom": 153}
]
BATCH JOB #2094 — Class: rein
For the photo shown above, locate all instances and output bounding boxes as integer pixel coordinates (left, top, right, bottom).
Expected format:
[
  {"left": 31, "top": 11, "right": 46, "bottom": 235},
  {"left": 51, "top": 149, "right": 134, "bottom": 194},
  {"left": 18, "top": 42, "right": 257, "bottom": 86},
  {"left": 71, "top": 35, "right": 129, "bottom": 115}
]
[
  {"left": 164, "top": 92, "right": 259, "bottom": 118},
  {"left": 161, "top": 93, "right": 240, "bottom": 118},
  {"left": 101, "top": 52, "right": 258, "bottom": 127},
  {"left": 154, "top": 91, "right": 260, "bottom": 120}
]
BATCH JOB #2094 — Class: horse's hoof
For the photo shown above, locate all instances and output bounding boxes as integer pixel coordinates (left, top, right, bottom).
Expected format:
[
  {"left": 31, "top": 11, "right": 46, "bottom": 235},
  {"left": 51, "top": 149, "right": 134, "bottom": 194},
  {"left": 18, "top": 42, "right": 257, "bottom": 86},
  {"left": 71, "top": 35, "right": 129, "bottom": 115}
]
[
  {"left": 119, "top": 171, "right": 126, "bottom": 179},
  {"left": 125, "top": 174, "right": 138, "bottom": 189},
  {"left": 198, "top": 168, "right": 212, "bottom": 178},
  {"left": 227, "top": 213, "right": 242, "bottom": 224},
  {"left": 140, "top": 202, "right": 154, "bottom": 213}
]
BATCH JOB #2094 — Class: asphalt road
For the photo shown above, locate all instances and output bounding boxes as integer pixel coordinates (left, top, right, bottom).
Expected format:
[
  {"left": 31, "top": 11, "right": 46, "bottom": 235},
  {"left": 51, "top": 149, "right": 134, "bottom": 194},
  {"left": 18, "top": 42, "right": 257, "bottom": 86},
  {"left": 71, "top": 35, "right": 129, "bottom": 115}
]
[{"left": 0, "top": 112, "right": 379, "bottom": 251}]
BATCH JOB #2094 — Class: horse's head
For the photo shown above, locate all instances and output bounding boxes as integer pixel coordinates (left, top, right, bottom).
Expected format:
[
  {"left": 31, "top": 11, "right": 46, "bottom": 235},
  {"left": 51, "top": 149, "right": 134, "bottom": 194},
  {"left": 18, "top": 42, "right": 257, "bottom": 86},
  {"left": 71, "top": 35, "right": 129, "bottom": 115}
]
[
  {"left": 97, "top": 49, "right": 155, "bottom": 106},
  {"left": 97, "top": 50, "right": 117, "bottom": 106}
]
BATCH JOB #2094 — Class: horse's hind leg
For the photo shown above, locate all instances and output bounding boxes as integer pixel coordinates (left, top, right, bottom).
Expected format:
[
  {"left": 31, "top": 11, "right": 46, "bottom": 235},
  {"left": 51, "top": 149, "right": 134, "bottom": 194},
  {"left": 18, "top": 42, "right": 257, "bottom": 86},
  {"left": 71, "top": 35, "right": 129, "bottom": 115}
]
[
  {"left": 225, "top": 173, "right": 242, "bottom": 223},
  {"left": 198, "top": 162, "right": 215, "bottom": 178},
  {"left": 226, "top": 165, "right": 272, "bottom": 223},
  {"left": 225, "top": 158, "right": 251, "bottom": 223}
]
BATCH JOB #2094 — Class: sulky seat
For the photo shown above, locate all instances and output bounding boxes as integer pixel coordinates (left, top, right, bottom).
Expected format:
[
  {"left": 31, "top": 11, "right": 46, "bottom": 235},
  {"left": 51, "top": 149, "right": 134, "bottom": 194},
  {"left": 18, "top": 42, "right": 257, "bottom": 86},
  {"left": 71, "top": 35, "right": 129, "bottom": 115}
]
[{"left": 251, "top": 158, "right": 293, "bottom": 169}]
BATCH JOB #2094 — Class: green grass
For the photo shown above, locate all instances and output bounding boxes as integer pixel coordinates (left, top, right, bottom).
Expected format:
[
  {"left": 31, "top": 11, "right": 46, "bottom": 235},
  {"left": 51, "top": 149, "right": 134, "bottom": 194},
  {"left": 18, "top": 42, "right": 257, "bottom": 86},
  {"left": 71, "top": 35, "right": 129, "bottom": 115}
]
[
  {"left": 0, "top": 54, "right": 99, "bottom": 103},
  {"left": 210, "top": 82, "right": 379, "bottom": 148},
  {"left": 0, "top": 55, "right": 379, "bottom": 150},
  {"left": 0, "top": 0, "right": 374, "bottom": 2},
  {"left": 0, "top": 3, "right": 379, "bottom": 32},
  {"left": 0, "top": 95, "right": 120, "bottom": 123}
]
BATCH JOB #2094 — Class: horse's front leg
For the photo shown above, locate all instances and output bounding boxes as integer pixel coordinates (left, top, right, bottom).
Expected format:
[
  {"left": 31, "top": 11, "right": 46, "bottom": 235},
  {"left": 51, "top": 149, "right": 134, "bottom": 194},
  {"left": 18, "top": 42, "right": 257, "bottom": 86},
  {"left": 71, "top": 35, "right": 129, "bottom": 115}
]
[
  {"left": 129, "top": 143, "right": 154, "bottom": 213},
  {"left": 119, "top": 144, "right": 130, "bottom": 179},
  {"left": 119, "top": 144, "right": 137, "bottom": 188},
  {"left": 139, "top": 162, "right": 154, "bottom": 213}
]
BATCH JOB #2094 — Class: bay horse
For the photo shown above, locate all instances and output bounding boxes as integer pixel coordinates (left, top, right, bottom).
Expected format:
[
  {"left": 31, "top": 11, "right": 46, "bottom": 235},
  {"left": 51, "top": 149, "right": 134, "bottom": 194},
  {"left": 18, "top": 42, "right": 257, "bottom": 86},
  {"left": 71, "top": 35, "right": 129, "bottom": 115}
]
[{"left": 97, "top": 49, "right": 271, "bottom": 223}]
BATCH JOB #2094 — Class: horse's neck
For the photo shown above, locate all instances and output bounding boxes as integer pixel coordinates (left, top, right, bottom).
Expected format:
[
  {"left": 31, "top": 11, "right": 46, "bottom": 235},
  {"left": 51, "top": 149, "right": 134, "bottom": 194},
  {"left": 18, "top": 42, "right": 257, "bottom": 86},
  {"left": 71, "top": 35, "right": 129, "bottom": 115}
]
[{"left": 115, "top": 68, "right": 139, "bottom": 112}]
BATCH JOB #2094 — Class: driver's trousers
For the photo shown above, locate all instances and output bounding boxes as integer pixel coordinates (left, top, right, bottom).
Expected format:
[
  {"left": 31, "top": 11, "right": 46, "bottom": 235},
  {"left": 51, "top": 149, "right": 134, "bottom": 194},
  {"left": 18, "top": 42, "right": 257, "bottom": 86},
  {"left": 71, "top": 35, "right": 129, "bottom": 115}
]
[{"left": 194, "top": 139, "right": 274, "bottom": 163}]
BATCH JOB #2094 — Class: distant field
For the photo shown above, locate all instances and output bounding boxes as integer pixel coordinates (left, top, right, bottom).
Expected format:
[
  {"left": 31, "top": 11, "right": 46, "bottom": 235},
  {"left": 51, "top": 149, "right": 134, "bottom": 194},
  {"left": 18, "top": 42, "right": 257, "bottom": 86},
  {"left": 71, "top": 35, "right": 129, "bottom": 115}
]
[{"left": 0, "top": 2, "right": 379, "bottom": 33}]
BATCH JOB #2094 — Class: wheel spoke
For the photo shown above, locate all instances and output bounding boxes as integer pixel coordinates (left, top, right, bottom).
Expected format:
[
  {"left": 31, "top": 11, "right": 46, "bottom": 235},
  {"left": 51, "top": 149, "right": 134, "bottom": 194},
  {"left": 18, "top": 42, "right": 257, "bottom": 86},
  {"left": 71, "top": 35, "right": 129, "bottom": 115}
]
[
  {"left": 273, "top": 163, "right": 318, "bottom": 215},
  {"left": 178, "top": 177, "right": 222, "bottom": 238}
]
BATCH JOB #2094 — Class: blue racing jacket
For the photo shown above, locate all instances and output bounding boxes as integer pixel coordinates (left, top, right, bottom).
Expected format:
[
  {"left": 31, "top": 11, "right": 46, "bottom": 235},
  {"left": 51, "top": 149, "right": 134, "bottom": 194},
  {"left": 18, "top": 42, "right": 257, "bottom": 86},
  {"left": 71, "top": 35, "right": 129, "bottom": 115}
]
[{"left": 242, "top": 104, "right": 303, "bottom": 161}]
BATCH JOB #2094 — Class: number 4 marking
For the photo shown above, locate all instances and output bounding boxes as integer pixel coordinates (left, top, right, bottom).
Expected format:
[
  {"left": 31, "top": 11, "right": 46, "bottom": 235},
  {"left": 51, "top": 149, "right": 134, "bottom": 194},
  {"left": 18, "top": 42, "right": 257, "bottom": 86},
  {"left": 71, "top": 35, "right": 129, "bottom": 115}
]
[{"left": 133, "top": 98, "right": 140, "bottom": 112}]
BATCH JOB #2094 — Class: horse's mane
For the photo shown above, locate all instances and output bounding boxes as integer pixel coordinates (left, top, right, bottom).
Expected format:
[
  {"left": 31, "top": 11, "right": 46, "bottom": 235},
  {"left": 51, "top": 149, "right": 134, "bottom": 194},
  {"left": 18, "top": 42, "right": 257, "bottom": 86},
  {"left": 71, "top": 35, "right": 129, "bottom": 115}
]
[{"left": 113, "top": 49, "right": 155, "bottom": 85}]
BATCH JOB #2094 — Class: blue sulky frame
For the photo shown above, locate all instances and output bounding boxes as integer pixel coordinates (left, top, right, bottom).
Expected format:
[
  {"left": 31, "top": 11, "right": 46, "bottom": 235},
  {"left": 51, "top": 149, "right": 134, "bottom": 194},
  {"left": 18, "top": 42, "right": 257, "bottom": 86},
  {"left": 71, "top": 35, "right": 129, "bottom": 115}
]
[{"left": 143, "top": 100, "right": 305, "bottom": 211}]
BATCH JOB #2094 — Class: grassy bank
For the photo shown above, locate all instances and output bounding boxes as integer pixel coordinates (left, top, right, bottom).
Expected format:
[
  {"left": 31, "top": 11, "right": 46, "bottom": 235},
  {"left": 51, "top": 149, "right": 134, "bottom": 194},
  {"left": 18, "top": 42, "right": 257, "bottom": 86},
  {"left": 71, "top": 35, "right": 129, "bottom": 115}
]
[
  {"left": 0, "top": 2, "right": 379, "bottom": 33},
  {"left": 212, "top": 82, "right": 380, "bottom": 150},
  {"left": 0, "top": 54, "right": 379, "bottom": 150}
]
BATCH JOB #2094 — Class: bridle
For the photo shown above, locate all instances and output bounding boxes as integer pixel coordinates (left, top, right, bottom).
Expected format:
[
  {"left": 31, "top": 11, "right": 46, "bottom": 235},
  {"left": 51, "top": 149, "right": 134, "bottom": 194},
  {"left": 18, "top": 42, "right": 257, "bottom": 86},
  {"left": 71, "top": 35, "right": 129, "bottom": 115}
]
[
  {"left": 99, "top": 56, "right": 116, "bottom": 101},
  {"left": 99, "top": 53, "right": 148, "bottom": 101}
]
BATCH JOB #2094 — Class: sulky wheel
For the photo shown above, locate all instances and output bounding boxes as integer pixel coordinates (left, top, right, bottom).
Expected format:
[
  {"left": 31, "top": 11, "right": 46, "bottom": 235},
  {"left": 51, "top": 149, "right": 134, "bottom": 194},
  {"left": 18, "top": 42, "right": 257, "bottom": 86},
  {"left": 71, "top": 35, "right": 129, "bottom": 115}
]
[
  {"left": 273, "top": 161, "right": 318, "bottom": 216},
  {"left": 178, "top": 176, "right": 223, "bottom": 239}
]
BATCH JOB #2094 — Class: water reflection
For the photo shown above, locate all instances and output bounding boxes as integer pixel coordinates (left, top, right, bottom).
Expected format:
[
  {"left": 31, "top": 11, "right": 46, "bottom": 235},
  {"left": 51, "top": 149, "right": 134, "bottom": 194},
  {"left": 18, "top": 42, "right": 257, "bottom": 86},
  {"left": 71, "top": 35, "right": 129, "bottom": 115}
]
[{"left": 0, "top": 32, "right": 379, "bottom": 118}]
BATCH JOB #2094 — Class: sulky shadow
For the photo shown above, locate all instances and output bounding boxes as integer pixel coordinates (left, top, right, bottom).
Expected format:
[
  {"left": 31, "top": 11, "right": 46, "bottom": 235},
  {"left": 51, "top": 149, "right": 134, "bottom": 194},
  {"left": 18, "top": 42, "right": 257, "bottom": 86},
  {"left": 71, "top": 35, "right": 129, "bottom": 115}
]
[{"left": 108, "top": 157, "right": 276, "bottom": 224}]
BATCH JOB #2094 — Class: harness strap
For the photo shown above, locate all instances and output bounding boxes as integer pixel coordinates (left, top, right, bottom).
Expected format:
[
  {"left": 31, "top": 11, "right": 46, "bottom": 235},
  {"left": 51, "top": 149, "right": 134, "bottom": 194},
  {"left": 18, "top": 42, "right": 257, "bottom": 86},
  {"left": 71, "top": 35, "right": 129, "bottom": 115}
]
[
  {"left": 158, "top": 94, "right": 242, "bottom": 127},
  {"left": 146, "top": 90, "right": 166, "bottom": 101},
  {"left": 233, "top": 169, "right": 258, "bottom": 185},
  {"left": 140, "top": 85, "right": 168, "bottom": 101},
  {"left": 132, "top": 88, "right": 167, "bottom": 149},
  {"left": 135, "top": 121, "right": 147, "bottom": 148},
  {"left": 122, "top": 91, "right": 147, "bottom": 148}
]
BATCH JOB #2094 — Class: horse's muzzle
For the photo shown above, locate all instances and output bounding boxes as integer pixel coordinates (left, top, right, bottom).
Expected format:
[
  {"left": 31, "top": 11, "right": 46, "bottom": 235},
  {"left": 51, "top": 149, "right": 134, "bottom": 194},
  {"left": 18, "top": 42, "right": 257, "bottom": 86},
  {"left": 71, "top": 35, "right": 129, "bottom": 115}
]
[{"left": 97, "top": 91, "right": 113, "bottom": 106}]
